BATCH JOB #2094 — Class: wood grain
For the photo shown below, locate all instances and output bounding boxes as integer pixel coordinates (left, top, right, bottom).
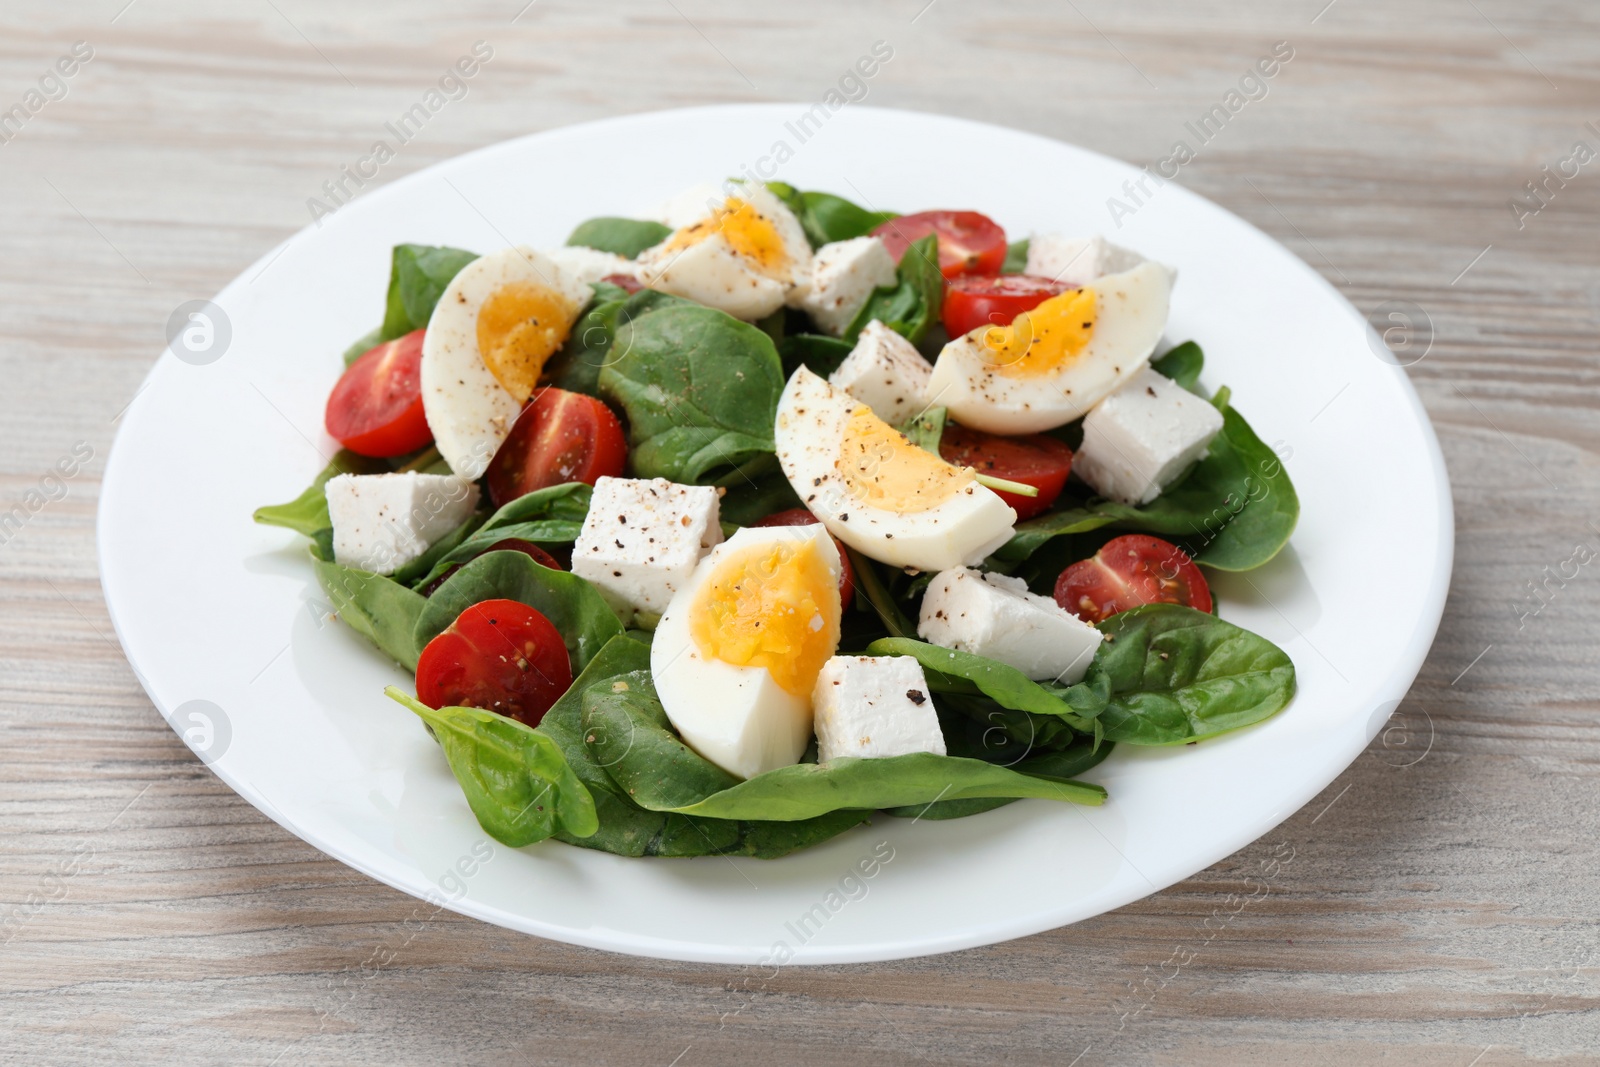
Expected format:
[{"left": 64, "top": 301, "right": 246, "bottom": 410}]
[{"left": 3, "top": 0, "right": 1599, "bottom": 1062}]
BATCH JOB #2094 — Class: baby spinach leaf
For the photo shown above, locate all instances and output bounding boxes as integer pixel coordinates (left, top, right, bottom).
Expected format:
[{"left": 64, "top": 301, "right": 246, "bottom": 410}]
[
  {"left": 883, "top": 727, "right": 1113, "bottom": 819},
  {"left": 778, "top": 333, "right": 854, "bottom": 379},
  {"left": 565, "top": 216, "right": 672, "bottom": 258},
  {"left": 390, "top": 514, "right": 483, "bottom": 587},
  {"left": 381, "top": 244, "right": 479, "bottom": 341},
  {"left": 991, "top": 507, "right": 1117, "bottom": 565},
  {"left": 415, "top": 551, "right": 624, "bottom": 674},
  {"left": 386, "top": 688, "right": 597, "bottom": 846},
  {"left": 543, "top": 289, "right": 690, "bottom": 396},
  {"left": 865, "top": 637, "right": 1109, "bottom": 731},
  {"left": 342, "top": 326, "right": 384, "bottom": 367},
  {"left": 310, "top": 553, "right": 429, "bottom": 671},
  {"left": 582, "top": 674, "right": 742, "bottom": 808},
  {"left": 765, "top": 182, "right": 897, "bottom": 248},
  {"left": 1092, "top": 604, "right": 1296, "bottom": 744},
  {"left": 1001, "top": 238, "right": 1030, "bottom": 275},
  {"left": 253, "top": 451, "right": 391, "bottom": 537},
  {"left": 1151, "top": 340, "right": 1205, "bottom": 394},
  {"left": 410, "top": 482, "right": 592, "bottom": 590},
  {"left": 599, "top": 302, "right": 785, "bottom": 484},
  {"left": 844, "top": 234, "right": 943, "bottom": 346},
  {"left": 898, "top": 405, "right": 946, "bottom": 454},
  {"left": 718, "top": 469, "right": 802, "bottom": 527},
  {"left": 848, "top": 550, "right": 916, "bottom": 640},
  {"left": 1092, "top": 403, "right": 1299, "bottom": 571}
]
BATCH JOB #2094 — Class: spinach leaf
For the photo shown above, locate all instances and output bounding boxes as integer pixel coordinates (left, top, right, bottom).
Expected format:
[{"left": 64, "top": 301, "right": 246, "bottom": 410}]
[
  {"left": 1092, "top": 604, "right": 1296, "bottom": 744},
  {"left": 415, "top": 551, "right": 624, "bottom": 674},
  {"left": 390, "top": 514, "right": 482, "bottom": 587},
  {"left": 1151, "top": 340, "right": 1204, "bottom": 394},
  {"left": 765, "top": 182, "right": 897, "bottom": 248},
  {"left": 844, "top": 234, "right": 944, "bottom": 346},
  {"left": 898, "top": 405, "right": 946, "bottom": 454},
  {"left": 543, "top": 289, "right": 690, "bottom": 397},
  {"left": 342, "top": 326, "right": 384, "bottom": 367},
  {"left": 565, "top": 217, "right": 672, "bottom": 259},
  {"left": 884, "top": 724, "right": 1112, "bottom": 819},
  {"left": 599, "top": 302, "right": 785, "bottom": 484},
  {"left": 538, "top": 635, "right": 869, "bottom": 857},
  {"left": 310, "top": 553, "right": 429, "bottom": 670},
  {"left": 1092, "top": 402, "right": 1299, "bottom": 571},
  {"left": 778, "top": 333, "right": 854, "bottom": 379},
  {"left": 991, "top": 507, "right": 1117, "bottom": 566},
  {"left": 381, "top": 244, "right": 479, "bottom": 341},
  {"left": 386, "top": 688, "right": 597, "bottom": 846},
  {"left": 253, "top": 451, "right": 390, "bottom": 537},
  {"left": 582, "top": 673, "right": 743, "bottom": 808},
  {"left": 847, "top": 549, "right": 916, "bottom": 640},
  {"left": 718, "top": 469, "right": 802, "bottom": 527},
  {"left": 410, "top": 483, "right": 592, "bottom": 589},
  {"left": 1001, "top": 238, "right": 1030, "bottom": 275},
  {"left": 865, "top": 637, "right": 1108, "bottom": 732}
]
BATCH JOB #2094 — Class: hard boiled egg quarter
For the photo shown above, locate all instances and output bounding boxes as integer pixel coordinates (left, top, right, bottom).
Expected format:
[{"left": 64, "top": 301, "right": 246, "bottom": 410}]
[
  {"left": 652, "top": 524, "right": 843, "bottom": 780},
  {"left": 774, "top": 367, "right": 1017, "bottom": 573},
  {"left": 421, "top": 247, "right": 590, "bottom": 479},
  {"left": 635, "top": 181, "right": 812, "bottom": 321},
  {"left": 926, "top": 260, "right": 1173, "bottom": 435}
]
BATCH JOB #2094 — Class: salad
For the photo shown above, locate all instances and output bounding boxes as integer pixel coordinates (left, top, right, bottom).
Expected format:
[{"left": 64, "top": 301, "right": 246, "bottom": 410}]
[{"left": 255, "top": 179, "right": 1300, "bottom": 860}]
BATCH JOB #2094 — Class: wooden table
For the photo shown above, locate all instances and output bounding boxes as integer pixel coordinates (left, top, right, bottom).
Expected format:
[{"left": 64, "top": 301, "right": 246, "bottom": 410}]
[{"left": 3, "top": 1, "right": 1596, "bottom": 1062}]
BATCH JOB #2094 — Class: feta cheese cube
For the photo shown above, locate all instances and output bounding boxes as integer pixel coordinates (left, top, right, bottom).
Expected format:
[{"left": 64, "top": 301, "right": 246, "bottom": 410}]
[
  {"left": 918, "top": 568, "right": 1102, "bottom": 684},
  {"left": 1025, "top": 234, "right": 1149, "bottom": 287},
  {"left": 546, "top": 245, "right": 637, "bottom": 286},
  {"left": 812, "top": 655, "right": 946, "bottom": 762},
  {"left": 325, "top": 472, "right": 479, "bottom": 575},
  {"left": 571, "top": 477, "right": 722, "bottom": 617},
  {"left": 827, "top": 319, "right": 932, "bottom": 426},
  {"left": 1074, "top": 368, "right": 1224, "bottom": 505},
  {"left": 800, "top": 236, "right": 898, "bottom": 336}
]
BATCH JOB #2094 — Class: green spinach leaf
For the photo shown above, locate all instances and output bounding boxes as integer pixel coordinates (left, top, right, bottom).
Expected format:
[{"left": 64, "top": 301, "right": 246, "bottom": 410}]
[
  {"left": 386, "top": 688, "right": 597, "bottom": 846},
  {"left": 543, "top": 289, "right": 690, "bottom": 396},
  {"left": 310, "top": 553, "right": 429, "bottom": 671},
  {"left": 865, "top": 637, "right": 1108, "bottom": 732},
  {"left": 718, "top": 469, "right": 802, "bottom": 527},
  {"left": 1151, "top": 340, "right": 1205, "bottom": 394},
  {"left": 1001, "top": 238, "right": 1030, "bottom": 275},
  {"left": 565, "top": 217, "right": 672, "bottom": 259},
  {"left": 381, "top": 244, "right": 479, "bottom": 341},
  {"left": 778, "top": 333, "right": 854, "bottom": 379},
  {"left": 1092, "top": 604, "right": 1296, "bottom": 744},
  {"left": 844, "top": 234, "right": 943, "bottom": 346},
  {"left": 898, "top": 406, "right": 946, "bottom": 454},
  {"left": 410, "top": 483, "right": 592, "bottom": 590},
  {"left": 253, "top": 451, "right": 390, "bottom": 537},
  {"left": 765, "top": 183, "right": 897, "bottom": 248},
  {"left": 599, "top": 302, "right": 785, "bottom": 484}
]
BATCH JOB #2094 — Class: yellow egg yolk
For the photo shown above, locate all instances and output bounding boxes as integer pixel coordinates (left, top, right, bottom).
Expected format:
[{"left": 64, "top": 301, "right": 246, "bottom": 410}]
[
  {"left": 476, "top": 280, "right": 580, "bottom": 402},
  {"left": 689, "top": 537, "right": 841, "bottom": 697},
  {"left": 666, "top": 197, "right": 789, "bottom": 277},
  {"left": 981, "top": 287, "right": 1098, "bottom": 378},
  {"left": 837, "top": 404, "right": 973, "bottom": 513}
]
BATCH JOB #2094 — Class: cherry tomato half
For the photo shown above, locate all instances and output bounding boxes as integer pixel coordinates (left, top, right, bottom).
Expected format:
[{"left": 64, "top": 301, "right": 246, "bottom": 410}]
[
  {"left": 938, "top": 425, "right": 1074, "bottom": 522},
  {"left": 602, "top": 273, "right": 644, "bottom": 294},
  {"left": 871, "top": 210, "right": 1007, "bottom": 279},
  {"left": 751, "top": 508, "right": 855, "bottom": 611},
  {"left": 324, "top": 329, "right": 433, "bottom": 457},
  {"left": 419, "top": 538, "right": 564, "bottom": 598},
  {"left": 415, "top": 598, "right": 573, "bottom": 728},
  {"left": 1053, "top": 534, "right": 1213, "bottom": 624},
  {"left": 942, "top": 274, "right": 1071, "bottom": 338},
  {"left": 486, "top": 387, "right": 628, "bottom": 508}
]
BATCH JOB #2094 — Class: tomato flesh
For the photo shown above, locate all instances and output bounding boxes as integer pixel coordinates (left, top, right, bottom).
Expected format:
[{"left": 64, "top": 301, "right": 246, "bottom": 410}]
[
  {"left": 751, "top": 508, "right": 855, "bottom": 611},
  {"left": 942, "top": 274, "right": 1071, "bottom": 338},
  {"left": 324, "top": 329, "right": 433, "bottom": 457},
  {"left": 1054, "top": 535, "right": 1213, "bottom": 624},
  {"left": 938, "top": 425, "right": 1074, "bottom": 522},
  {"left": 603, "top": 273, "right": 644, "bottom": 294},
  {"left": 486, "top": 387, "right": 628, "bottom": 507},
  {"left": 871, "top": 211, "right": 1007, "bottom": 279},
  {"left": 415, "top": 599, "right": 573, "bottom": 728},
  {"left": 420, "top": 538, "right": 563, "bottom": 598}
]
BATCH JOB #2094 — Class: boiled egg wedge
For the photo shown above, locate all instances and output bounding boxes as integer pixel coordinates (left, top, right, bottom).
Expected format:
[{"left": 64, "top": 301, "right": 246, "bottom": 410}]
[
  {"left": 652, "top": 524, "right": 843, "bottom": 780},
  {"left": 925, "top": 260, "right": 1173, "bottom": 435},
  {"left": 774, "top": 367, "right": 1017, "bottom": 573},
  {"left": 634, "top": 181, "right": 812, "bottom": 321},
  {"left": 421, "top": 247, "right": 589, "bottom": 479}
]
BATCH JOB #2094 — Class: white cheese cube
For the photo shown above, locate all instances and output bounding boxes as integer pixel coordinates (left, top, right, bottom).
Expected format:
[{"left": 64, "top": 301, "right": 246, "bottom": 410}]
[
  {"left": 827, "top": 319, "right": 932, "bottom": 426},
  {"left": 1025, "top": 234, "right": 1149, "bottom": 287},
  {"left": 918, "top": 568, "right": 1102, "bottom": 684},
  {"left": 635, "top": 232, "right": 787, "bottom": 321},
  {"left": 546, "top": 245, "right": 637, "bottom": 286},
  {"left": 571, "top": 477, "right": 723, "bottom": 618},
  {"left": 1074, "top": 368, "right": 1225, "bottom": 505},
  {"left": 325, "top": 472, "right": 479, "bottom": 575},
  {"left": 813, "top": 655, "right": 946, "bottom": 762},
  {"left": 800, "top": 237, "right": 898, "bottom": 336}
]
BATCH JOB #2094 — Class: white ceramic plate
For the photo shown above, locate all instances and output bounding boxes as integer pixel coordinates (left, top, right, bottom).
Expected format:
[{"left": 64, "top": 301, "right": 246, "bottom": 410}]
[{"left": 99, "top": 105, "right": 1452, "bottom": 965}]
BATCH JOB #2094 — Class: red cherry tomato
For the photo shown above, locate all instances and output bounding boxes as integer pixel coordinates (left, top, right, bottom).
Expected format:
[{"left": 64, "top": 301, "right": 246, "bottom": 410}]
[
  {"left": 602, "top": 273, "right": 644, "bottom": 294},
  {"left": 938, "top": 425, "right": 1074, "bottom": 522},
  {"left": 415, "top": 598, "right": 573, "bottom": 728},
  {"left": 751, "top": 508, "right": 855, "bottom": 611},
  {"left": 419, "top": 538, "right": 563, "bottom": 598},
  {"left": 942, "top": 274, "right": 1071, "bottom": 337},
  {"left": 486, "top": 387, "right": 628, "bottom": 507},
  {"left": 1053, "top": 535, "right": 1213, "bottom": 624},
  {"left": 324, "top": 329, "right": 433, "bottom": 457},
  {"left": 871, "top": 211, "right": 1008, "bottom": 279}
]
